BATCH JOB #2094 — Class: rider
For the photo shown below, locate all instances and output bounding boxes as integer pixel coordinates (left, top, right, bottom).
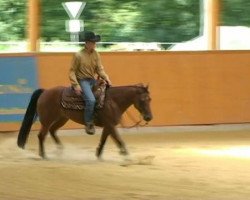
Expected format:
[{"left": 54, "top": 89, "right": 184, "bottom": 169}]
[{"left": 69, "top": 31, "right": 112, "bottom": 135}]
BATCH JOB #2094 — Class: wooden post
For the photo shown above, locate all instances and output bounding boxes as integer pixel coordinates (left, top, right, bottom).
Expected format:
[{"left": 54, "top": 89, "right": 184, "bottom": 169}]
[
  {"left": 208, "top": 0, "right": 220, "bottom": 50},
  {"left": 28, "top": 0, "right": 40, "bottom": 52}
]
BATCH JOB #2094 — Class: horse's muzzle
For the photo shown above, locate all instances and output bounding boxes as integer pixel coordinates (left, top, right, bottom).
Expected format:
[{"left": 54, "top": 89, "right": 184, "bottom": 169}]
[{"left": 144, "top": 114, "right": 153, "bottom": 122}]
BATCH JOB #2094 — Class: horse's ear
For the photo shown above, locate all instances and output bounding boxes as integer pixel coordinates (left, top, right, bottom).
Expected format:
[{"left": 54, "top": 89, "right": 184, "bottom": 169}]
[{"left": 136, "top": 83, "right": 144, "bottom": 87}]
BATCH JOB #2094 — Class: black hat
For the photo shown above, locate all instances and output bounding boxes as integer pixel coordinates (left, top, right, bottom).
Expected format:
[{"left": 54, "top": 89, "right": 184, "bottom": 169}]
[{"left": 81, "top": 31, "right": 101, "bottom": 42}]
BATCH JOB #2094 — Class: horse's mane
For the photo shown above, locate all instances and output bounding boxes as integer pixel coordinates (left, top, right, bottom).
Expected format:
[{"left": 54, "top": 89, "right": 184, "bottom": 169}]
[{"left": 109, "top": 83, "right": 149, "bottom": 93}]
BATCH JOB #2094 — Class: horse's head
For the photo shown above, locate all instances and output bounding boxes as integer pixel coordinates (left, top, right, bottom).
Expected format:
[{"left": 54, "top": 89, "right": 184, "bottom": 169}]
[{"left": 133, "top": 85, "right": 153, "bottom": 122}]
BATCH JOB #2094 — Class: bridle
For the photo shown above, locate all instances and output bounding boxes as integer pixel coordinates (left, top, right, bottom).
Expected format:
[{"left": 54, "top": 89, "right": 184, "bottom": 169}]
[{"left": 120, "top": 85, "right": 151, "bottom": 128}]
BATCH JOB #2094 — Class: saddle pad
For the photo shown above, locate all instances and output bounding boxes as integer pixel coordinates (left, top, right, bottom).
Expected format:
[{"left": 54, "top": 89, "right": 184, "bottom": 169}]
[
  {"left": 61, "top": 87, "right": 85, "bottom": 110},
  {"left": 61, "top": 84, "right": 107, "bottom": 110}
]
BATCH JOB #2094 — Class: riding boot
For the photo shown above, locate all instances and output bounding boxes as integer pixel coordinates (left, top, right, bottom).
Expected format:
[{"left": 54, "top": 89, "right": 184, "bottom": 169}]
[{"left": 85, "top": 122, "right": 95, "bottom": 135}]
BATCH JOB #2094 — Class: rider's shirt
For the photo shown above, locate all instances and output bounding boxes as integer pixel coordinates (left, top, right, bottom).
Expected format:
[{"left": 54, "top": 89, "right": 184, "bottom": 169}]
[{"left": 69, "top": 48, "right": 110, "bottom": 90}]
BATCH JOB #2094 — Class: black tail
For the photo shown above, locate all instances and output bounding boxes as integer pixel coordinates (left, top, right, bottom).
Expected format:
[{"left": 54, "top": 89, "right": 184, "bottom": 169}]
[{"left": 17, "top": 89, "right": 44, "bottom": 149}]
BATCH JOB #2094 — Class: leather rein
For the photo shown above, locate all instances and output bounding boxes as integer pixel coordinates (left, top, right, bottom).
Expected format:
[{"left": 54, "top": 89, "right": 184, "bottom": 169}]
[{"left": 121, "top": 111, "right": 148, "bottom": 128}]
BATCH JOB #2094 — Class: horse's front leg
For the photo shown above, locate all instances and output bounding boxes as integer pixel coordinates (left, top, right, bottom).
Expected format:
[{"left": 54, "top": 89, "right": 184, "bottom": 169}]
[
  {"left": 109, "top": 126, "right": 128, "bottom": 156},
  {"left": 96, "top": 127, "right": 109, "bottom": 159}
]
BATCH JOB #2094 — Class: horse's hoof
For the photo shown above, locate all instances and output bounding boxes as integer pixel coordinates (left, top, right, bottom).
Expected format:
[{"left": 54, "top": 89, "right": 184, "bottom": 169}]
[
  {"left": 39, "top": 153, "right": 47, "bottom": 160},
  {"left": 96, "top": 156, "right": 104, "bottom": 161},
  {"left": 96, "top": 152, "right": 102, "bottom": 159},
  {"left": 96, "top": 147, "right": 103, "bottom": 158},
  {"left": 120, "top": 149, "right": 129, "bottom": 156}
]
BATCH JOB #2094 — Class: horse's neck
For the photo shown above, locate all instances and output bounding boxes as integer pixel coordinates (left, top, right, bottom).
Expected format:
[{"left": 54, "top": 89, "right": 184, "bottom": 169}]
[{"left": 108, "top": 87, "right": 135, "bottom": 114}]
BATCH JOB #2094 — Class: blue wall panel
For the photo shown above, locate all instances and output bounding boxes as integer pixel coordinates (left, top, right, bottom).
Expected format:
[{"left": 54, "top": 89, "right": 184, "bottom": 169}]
[{"left": 0, "top": 56, "right": 38, "bottom": 122}]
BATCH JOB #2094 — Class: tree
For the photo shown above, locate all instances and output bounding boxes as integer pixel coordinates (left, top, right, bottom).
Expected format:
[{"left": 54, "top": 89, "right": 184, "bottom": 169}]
[
  {"left": 0, "top": 0, "right": 249, "bottom": 44},
  {"left": 41, "top": 0, "right": 69, "bottom": 41},
  {"left": 0, "top": 0, "right": 26, "bottom": 41},
  {"left": 221, "top": 0, "right": 250, "bottom": 26}
]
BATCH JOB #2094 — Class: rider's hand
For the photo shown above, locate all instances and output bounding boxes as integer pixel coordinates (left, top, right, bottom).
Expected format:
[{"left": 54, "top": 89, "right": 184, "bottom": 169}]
[
  {"left": 106, "top": 80, "right": 112, "bottom": 87},
  {"left": 74, "top": 89, "right": 82, "bottom": 96}
]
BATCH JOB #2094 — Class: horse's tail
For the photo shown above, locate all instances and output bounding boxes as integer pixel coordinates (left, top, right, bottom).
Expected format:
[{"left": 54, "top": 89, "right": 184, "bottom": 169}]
[{"left": 17, "top": 89, "right": 44, "bottom": 149}]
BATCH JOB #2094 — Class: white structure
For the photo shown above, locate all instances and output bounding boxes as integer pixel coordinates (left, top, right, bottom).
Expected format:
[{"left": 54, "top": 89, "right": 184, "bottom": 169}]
[
  {"left": 62, "top": 1, "right": 86, "bottom": 41},
  {"left": 170, "top": 0, "right": 250, "bottom": 50},
  {"left": 169, "top": 26, "right": 250, "bottom": 51}
]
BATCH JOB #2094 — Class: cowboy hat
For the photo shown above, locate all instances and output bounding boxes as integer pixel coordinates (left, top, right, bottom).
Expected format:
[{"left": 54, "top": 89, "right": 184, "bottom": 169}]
[{"left": 81, "top": 31, "right": 101, "bottom": 42}]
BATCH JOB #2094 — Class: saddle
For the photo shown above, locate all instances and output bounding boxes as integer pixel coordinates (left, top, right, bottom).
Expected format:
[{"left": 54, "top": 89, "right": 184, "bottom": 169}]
[{"left": 61, "top": 81, "right": 107, "bottom": 110}]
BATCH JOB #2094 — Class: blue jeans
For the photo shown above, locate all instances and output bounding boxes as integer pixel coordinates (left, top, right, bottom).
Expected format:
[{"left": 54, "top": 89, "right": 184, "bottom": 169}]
[{"left": 79, "top": 79, "right": 96, "bottom": 124}]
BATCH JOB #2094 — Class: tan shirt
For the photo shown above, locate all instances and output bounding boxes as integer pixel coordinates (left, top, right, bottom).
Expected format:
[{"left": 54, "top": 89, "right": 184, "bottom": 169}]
[{"left": 69, "top": 48, "right": 110, "bottom": 90}]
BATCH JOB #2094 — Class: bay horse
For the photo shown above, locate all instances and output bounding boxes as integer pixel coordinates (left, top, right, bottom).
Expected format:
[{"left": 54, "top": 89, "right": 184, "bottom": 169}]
[{"left": 17, "top": 84, "right": 153, "bottom": 159}]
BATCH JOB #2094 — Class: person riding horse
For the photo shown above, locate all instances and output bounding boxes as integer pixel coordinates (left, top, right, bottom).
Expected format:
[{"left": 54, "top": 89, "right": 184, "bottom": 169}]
[
  {"left": 69, "top": 31, "right": 112, "bottom": 135},
  {"left": 17, "top": 84, "right": 153, "bottom": 159}
]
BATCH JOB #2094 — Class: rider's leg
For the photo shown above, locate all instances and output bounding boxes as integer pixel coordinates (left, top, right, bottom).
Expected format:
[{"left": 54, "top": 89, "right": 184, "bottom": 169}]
[{"left": 79, "top": 79, "right": 96, "bottom": 135}]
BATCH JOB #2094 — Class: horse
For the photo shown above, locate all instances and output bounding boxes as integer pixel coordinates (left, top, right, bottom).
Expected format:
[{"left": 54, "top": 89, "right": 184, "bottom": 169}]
[{"left": 17, "top": 84, "right": 153, "bottom": 159}]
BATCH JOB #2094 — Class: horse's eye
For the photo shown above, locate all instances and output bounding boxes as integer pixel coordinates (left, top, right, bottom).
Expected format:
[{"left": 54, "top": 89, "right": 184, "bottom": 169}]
[
  {"left": 142, "top": 96, "right": 150, "bottom": 101},
  {"left": 140, "top": 98, "right": 146, "bottom": 102}
]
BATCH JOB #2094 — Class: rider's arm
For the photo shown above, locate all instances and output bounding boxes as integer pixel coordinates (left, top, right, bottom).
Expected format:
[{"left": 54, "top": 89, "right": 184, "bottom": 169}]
[{"left": 69, "top": 53, "right": 81, "bottom": 91}]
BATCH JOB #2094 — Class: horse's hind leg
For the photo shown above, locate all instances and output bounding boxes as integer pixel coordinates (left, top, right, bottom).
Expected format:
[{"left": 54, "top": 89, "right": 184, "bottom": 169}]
[
  {"left": 49, "top": 118, "right": 68, "bottom": 148},
  {"left": 38, "top": 125, "right": 49, "bottom": 159}
]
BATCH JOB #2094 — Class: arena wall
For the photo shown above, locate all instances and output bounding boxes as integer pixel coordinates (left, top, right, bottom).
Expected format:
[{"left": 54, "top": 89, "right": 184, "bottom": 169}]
[{"left": 1, "top": 51, "right": 250, "bottom": 131}]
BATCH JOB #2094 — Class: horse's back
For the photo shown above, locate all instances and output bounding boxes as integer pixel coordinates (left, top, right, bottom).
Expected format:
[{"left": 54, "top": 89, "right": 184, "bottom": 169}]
[
  {"left": 37, "top": 86, "right": 67, "bottom": 116},
  {"left": 38, "top": 86, "right": 66, "bottom": 102}
]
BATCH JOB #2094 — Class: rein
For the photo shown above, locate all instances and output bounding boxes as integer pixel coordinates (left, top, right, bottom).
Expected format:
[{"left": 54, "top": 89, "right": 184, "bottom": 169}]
[{"left": 122, "top": 110, "right": 148, "bottom": 128}]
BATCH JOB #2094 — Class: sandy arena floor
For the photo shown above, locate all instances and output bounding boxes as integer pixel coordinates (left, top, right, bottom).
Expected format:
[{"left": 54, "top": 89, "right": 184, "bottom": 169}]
[{"left": 1, "top": 126, "right": 250, "bottom": 200}]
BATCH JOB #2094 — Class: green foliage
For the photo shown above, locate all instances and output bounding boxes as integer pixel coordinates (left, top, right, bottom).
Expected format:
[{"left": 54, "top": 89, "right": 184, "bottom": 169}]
[
  {"left": 0, "top": 0, "right": 26, "bottom": 41},
  {"left": 41, "top": 0, "right": 69, "bottom": 41},
  {"left": 221, "top": 0, "right": 250, "bottom": 26},
  {"left": 80, "top": 0, "right": 200, "bottom": 42},
  {"left": 0, "top": 0, "right": 249, "bottom": 43}
]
